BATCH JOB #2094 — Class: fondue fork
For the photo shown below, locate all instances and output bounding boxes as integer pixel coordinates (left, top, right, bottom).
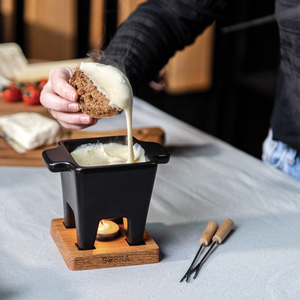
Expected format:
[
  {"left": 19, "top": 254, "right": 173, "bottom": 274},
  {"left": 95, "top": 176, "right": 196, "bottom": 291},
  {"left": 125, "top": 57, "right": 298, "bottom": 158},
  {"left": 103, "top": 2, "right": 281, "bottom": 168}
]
[
  {"left": 189, "top": 219, "right": 234, "bottom": 280},
  {"left": 180, "top": 220, "right": 218, "bottom": 282}
]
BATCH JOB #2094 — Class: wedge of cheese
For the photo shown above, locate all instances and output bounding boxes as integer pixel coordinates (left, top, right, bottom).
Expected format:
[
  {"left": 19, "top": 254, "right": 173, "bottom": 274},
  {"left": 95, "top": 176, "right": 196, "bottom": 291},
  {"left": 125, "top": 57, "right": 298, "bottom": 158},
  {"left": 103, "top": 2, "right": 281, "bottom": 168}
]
[{"left": 0, "top": 112, "right": 60, "bottom": 150}]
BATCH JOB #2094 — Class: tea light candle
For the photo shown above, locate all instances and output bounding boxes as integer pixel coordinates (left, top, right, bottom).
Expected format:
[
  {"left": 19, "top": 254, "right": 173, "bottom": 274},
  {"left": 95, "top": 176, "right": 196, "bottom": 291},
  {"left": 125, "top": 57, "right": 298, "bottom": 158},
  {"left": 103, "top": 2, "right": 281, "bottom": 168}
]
[{"left": 96, "top": 220, "right": 120, "bottom": 241}]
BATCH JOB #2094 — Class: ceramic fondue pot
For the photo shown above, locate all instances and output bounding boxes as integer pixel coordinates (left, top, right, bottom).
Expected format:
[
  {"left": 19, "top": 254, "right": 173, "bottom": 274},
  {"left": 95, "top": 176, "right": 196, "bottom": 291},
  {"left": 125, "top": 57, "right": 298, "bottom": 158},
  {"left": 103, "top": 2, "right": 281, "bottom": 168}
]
[{"left": 42, "top": 136, "right": 170, "bottom": 250}]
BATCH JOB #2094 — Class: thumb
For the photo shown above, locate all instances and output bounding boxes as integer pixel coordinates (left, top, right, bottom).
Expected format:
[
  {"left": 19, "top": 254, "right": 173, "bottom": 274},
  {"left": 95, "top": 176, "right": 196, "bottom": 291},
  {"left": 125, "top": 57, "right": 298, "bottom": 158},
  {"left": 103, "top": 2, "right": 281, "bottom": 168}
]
[{"left": 49, "top": 66, "right": 78, "bottom": 101}]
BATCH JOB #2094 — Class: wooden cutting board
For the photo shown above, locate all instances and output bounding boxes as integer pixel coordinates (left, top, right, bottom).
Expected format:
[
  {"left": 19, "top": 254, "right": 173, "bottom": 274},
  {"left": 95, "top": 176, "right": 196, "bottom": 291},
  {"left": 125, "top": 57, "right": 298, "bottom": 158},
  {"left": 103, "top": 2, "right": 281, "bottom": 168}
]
[
  {"left": 0, "top": 98, "right": 50, "bottom": 117},
  {"left": 0, "top": 101, "right": 165, "bottom": 167}
]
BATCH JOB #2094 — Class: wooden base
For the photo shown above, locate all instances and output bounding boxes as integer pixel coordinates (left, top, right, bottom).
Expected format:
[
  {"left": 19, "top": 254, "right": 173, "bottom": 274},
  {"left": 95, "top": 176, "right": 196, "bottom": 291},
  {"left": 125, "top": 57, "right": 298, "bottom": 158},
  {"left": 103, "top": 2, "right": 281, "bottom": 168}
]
[{"left": 50, "top": 219, "right": 159, "bottom": 271}]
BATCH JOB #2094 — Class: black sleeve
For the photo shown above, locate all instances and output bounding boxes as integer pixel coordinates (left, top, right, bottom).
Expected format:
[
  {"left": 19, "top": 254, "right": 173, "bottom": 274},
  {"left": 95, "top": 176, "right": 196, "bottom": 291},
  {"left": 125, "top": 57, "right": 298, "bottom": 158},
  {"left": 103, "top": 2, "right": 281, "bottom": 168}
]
[{"left": 100, "top": 0, "right": 227, "bottom": 92}]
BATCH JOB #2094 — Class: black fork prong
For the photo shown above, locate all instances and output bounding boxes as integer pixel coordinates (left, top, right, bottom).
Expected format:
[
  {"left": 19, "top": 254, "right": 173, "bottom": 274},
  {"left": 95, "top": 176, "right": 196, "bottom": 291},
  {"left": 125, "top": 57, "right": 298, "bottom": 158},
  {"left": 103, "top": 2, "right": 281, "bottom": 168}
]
[
  {"left": 180, "top": 244, "right": 203, "bottom": 282},
  {"left": 191, "top": 241, "right": 217, "bottom": 279}
]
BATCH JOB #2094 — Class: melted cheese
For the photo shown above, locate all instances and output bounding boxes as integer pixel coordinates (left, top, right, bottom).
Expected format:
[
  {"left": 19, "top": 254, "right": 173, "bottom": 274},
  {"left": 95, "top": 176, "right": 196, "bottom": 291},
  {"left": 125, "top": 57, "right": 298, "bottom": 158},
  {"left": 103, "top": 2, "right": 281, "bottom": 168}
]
[
  {"left": 71, "top": 142, "right": 146, "bottom": 167},
  {"left": 80, "top": 62, "right": 134, "bottom": 163}
]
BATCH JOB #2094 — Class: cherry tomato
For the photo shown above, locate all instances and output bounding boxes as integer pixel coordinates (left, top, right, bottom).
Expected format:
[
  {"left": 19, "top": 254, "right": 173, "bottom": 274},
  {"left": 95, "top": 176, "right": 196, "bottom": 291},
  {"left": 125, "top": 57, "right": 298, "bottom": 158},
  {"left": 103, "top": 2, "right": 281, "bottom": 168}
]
[
  {"left": 17, "top": 81, "right": 31, "bottom": 89},
  {"left": 37, "top": 79, "right": 48, "bottom": 90},
  {"left": 1, "top": 87, "right": 22, "bottom": 102},
  {"left": 22, "top": 86, "right": 41, "bottom": 105}
]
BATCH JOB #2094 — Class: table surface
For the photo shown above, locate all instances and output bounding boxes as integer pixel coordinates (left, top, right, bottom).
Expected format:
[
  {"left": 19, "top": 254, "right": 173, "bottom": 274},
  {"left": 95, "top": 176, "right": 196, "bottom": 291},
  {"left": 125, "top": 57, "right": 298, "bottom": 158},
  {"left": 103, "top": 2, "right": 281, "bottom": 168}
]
[{"left": 1, "top": 97, "right": 300, "bottom": 300}]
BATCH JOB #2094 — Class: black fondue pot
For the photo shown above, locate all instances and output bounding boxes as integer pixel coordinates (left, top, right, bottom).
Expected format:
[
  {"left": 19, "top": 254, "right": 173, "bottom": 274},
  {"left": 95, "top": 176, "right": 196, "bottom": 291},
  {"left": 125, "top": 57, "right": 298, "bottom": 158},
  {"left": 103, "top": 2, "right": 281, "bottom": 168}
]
[{"left": 42, "top": 136, "right": 170, "bottom": 250}]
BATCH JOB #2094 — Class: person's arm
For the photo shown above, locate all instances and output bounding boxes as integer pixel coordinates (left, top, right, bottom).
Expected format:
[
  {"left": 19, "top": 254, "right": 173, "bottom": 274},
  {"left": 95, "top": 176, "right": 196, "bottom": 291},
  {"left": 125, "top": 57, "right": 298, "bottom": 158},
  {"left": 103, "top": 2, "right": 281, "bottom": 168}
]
[
  {"left": 40, "top": 0, "right": 226, "bottom": 129},
  {"left": 101, "top": 0, "right": 226, "bottom": 92}
]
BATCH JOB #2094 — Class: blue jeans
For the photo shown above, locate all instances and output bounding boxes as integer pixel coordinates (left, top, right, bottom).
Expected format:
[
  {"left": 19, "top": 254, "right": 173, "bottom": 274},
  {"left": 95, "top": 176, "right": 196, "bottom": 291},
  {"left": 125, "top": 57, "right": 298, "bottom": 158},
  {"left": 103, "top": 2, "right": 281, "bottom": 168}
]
[{"left": 262, "top": 129, "right": 300, "bottom": 180}]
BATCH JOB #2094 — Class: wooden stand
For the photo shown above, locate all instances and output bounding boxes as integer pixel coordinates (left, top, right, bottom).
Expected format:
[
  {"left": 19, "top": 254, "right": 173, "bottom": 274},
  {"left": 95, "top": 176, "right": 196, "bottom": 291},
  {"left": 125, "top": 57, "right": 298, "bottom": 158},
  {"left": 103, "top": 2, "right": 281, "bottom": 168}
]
[{"left": 50, "top": 219, "right": 159, "bottom": 271}]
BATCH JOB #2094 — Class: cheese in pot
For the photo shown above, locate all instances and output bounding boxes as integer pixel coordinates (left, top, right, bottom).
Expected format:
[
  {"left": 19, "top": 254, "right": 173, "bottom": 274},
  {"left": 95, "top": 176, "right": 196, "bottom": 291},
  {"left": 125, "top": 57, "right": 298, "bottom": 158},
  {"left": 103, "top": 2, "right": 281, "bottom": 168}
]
[{"left": 70, "top": 142, "right": 146, "bottom": 167}]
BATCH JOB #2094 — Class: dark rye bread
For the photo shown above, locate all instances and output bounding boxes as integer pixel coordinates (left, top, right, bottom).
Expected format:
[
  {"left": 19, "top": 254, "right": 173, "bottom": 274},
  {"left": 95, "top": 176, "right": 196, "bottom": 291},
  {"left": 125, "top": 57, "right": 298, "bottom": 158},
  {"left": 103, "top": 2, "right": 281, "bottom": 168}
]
[{"left": 69, "top": 68, "right": 122, "bottom": 118}]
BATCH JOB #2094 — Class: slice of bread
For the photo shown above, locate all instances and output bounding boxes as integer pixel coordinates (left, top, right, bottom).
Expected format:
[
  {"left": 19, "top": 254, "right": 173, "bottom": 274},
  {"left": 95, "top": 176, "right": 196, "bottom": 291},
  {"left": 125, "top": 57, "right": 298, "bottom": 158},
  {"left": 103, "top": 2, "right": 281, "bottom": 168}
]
[{"left": 69, "top": 68, "right": 122, "bottom": 118}]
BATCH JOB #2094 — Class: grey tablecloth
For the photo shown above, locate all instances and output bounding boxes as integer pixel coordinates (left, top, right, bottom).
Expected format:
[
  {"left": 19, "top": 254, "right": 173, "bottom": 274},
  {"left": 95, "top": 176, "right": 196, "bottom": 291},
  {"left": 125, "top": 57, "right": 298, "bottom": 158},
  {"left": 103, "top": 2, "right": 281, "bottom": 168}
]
[{"left": 1, "top": 98, "right": 300, "bottom": 300}]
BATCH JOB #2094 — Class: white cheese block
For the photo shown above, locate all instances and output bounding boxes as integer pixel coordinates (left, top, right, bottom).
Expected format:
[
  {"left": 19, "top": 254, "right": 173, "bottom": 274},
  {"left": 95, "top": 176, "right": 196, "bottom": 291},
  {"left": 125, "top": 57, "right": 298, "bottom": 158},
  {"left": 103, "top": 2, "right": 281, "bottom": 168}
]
[{"left": 0, "top": 112, "right": 60, "bottom": 150}]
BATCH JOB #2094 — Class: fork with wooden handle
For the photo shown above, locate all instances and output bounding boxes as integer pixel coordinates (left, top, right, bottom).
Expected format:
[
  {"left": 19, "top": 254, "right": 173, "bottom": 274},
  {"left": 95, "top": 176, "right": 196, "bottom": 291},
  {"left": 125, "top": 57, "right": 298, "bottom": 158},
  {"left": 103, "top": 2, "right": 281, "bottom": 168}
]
[
  {"left": 190, "top": 218, "right": 234, "bottom": 280},
  {"left": 180, "top": 220, "right": 218, "bottom": 282}
]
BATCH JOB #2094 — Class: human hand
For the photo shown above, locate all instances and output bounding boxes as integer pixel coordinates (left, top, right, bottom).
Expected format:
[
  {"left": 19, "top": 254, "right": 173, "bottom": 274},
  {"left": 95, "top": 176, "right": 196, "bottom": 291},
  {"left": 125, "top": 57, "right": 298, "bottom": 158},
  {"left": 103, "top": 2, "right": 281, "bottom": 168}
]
[
  {"left": 40, "top": 66, "right": 98, "bottom": 129},
  {"left": 149, "top": 67, "right": 166, "bottom": 92}
]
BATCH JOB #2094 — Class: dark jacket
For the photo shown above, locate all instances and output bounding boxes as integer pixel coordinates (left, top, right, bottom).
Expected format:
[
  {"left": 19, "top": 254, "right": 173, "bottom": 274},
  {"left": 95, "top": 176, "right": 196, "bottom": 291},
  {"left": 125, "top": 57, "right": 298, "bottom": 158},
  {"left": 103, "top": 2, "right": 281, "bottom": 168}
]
[
  {"left": 101, "top": 0, "right": 226, "bottom": 92},
  {"left": 270, "top": 0, "right": 300, "bottom": 152}
]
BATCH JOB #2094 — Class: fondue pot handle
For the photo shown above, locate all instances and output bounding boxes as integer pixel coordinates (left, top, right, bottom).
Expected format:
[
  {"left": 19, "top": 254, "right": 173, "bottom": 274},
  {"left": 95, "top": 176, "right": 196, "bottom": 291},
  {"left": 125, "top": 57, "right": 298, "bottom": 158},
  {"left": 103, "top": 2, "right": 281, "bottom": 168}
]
[
  {"left": 140, "top": 141, "right": 170, "bottom": 164},
  {"left": 42, "top": 146, "right": 75, "bottom": 172}
]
